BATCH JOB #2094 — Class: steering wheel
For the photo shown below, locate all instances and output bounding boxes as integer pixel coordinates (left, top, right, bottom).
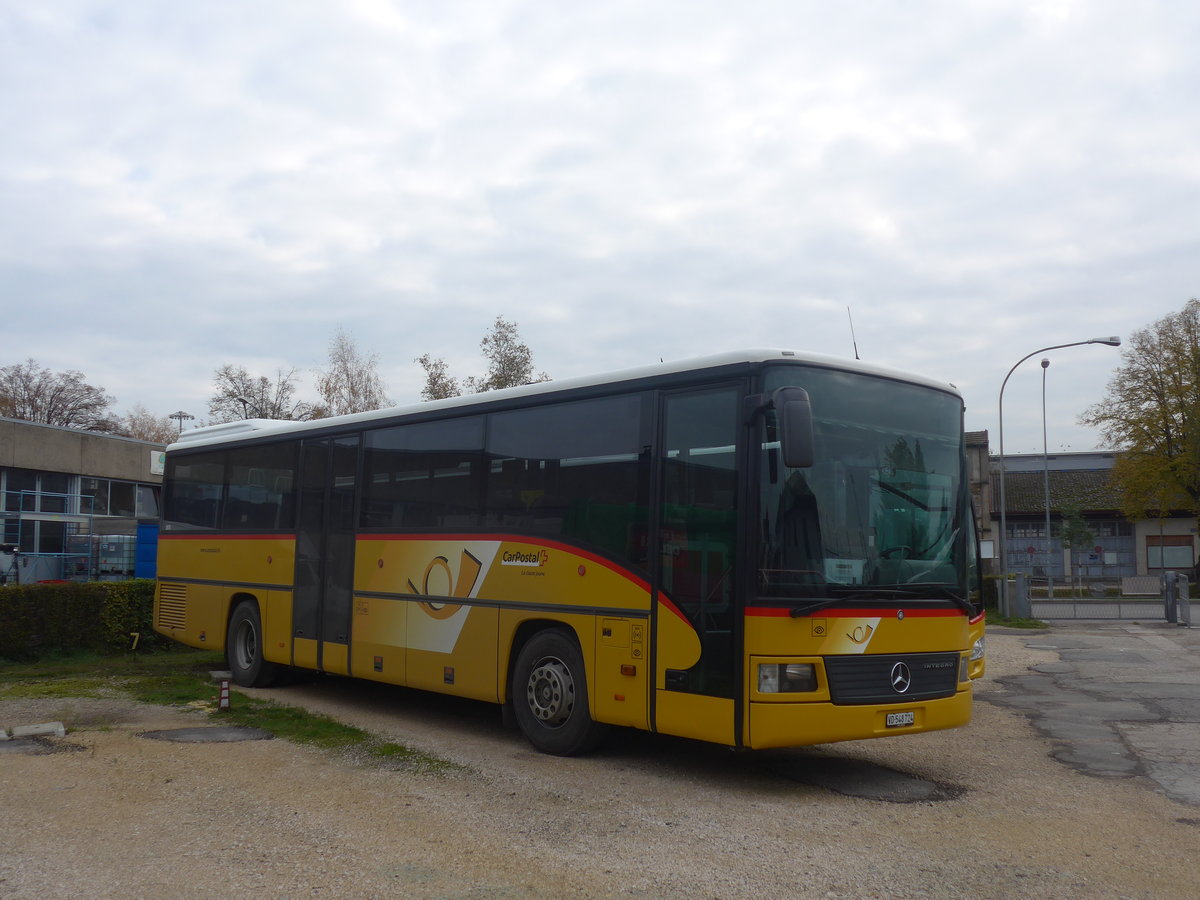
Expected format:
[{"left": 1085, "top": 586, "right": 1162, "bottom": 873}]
[{"left": 878, "top": 546, "right": 912, "bottom": 559}]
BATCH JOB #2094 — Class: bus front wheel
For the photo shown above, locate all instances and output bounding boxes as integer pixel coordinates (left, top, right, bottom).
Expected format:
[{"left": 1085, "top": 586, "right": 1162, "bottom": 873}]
[
  {"left": 512, "top": 629, "right": 607, "bottom": 756},
  {"left": 226, "top": 601, "right": 279, "bottom": 688}
]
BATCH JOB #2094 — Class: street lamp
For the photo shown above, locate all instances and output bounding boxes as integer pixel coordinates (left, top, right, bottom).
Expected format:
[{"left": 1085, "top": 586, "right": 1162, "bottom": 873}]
[
  {"left": 997, "top": 336, "right": 1120, "bottom": 614},
  {"left": 169, "top": 410, "right": 194, "bottom": 436},
  {"left": 1041, "top": 358, "right": 1053, "bottom": 602}
]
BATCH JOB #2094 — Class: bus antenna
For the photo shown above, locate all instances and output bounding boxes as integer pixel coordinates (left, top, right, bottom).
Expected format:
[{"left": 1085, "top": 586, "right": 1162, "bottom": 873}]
[{"left": 847, "top": 306, "right": 861, "bottom": 360}]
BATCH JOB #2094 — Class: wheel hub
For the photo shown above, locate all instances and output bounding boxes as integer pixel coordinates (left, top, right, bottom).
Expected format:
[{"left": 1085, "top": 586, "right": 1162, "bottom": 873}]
[
  {"left": 526, "top": 658, "right": 575, "bottom": 727},
  {"left": 235, "top": 621, "right": 257, "bottom": 670}
]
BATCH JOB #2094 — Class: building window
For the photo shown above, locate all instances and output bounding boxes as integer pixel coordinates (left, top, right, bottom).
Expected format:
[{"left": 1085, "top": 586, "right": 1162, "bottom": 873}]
[
  {"left": 38, "top": 521, "right": 66, "bottom": 554},
  {"left": 1007, "top": 522, "right": 1048, "bottom": 538},
  {"left": 80, "top": 478, "right": 110, "bottom": 515},
  {"left": 137, "top": 485, "right": 160, "bottom": 519},
  {"left": 109, "top": 482, "right": 136, "bottom": 517},
  {"left": 40, "top": 472, "right": 71, "bottom": 513},
  {"left": 79, "top": 477, "right": 160, "bottom": 519},
  {"left": 3, "top": 469, "right": 37, "bottom": 512},
  {"left": 1, "top": 469, "right": 82, "bottom": 515},
  {"left": 1147, "top": 535, "right": 1195, "bottom": 570}
]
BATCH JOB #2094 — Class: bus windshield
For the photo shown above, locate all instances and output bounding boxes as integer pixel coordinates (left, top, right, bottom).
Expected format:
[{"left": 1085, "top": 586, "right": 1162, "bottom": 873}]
[{"left": 758, "top": 365, "right": 969, "bottom": 605}]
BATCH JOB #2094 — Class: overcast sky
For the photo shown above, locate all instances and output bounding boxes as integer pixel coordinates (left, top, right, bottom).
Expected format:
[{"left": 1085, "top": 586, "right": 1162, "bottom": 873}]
[{"left": 3, "top": 1, "right": 1197, "bottom": 453}]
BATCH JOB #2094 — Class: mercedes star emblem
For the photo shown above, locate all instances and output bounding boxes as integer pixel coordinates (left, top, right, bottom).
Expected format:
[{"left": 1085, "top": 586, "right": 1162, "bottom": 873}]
[{"left": 890, "top": 661, "right": 913, "bottom": 693}]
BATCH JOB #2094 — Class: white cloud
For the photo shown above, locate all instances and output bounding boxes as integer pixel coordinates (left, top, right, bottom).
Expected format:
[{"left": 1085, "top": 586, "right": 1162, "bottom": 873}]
[{"left": 0, "top": 1, "right": 1197, "bottom": 451}]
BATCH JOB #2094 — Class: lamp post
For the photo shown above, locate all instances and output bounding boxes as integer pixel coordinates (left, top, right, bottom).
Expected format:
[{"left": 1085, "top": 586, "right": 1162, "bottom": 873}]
[
  {"left": 1041, "top": 358, "right": 1053, "bottom": 602},
  {"left": 997, "top": 336, "right": 1120, "bottom": 614},
  {"left": 168, "top": 410, "right": 194, "bottom": 436}
]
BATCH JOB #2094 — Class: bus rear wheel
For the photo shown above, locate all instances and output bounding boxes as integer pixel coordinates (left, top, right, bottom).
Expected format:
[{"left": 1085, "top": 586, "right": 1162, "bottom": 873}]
[
  {"left": 226, "top": 601, "right": 279, "bottom": 688},
  {"left": 512, "top": 628, "right": 607, "bottom": 756}
]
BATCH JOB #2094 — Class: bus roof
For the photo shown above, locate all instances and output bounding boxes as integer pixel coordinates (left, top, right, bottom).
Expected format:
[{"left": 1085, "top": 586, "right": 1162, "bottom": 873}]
[{"left": 169, "top": 348, "right": 961, "bottom": 451}]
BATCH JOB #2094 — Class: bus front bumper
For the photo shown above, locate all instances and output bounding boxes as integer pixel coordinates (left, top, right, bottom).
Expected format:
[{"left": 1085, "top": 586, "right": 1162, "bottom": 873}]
[{"left": 746, "top": 686, "right": 974, "bottom": 749}]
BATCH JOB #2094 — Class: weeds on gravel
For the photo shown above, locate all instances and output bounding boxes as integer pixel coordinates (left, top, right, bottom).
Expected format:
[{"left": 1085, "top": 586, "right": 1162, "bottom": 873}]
[
  {"left": 0, "top": 649, "right": 212, "bottom": 700},
  {"left": 982, "top": 608, "right": 1048, "bottom": 629},
  {"left": 0, "top": 676, "right": 108, "bottom": 699},
  {"left": 0, "top": 649, "right": 459, "bottom": 772}
]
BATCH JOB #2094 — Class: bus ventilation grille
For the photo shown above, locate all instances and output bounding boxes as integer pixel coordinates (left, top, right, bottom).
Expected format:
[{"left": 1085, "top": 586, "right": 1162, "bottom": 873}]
[
  {"left": 156, "top": 583, "right": 188, "bottom": 630},
  {"left": 825, "top": 652, "right": 960, "bottom": 705}
]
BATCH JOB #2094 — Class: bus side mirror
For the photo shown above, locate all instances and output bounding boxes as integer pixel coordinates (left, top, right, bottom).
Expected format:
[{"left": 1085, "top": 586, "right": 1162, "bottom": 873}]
[{"left": 772, "top": 387, "right": 814, "bottom": 468}]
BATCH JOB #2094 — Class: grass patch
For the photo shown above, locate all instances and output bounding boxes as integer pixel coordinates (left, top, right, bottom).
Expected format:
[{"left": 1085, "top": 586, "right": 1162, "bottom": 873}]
[
  {"left": 219, "top": 698, "right": 459, "bottom": 771},
  {"left": 0, "top": 649, "right": 219, "bottom": 701},
  {"left": 984, "top": 608, "right": 1049, "bottom": 629},
  {"left": 0, "top": 649, "right": 459, "bottom": 772},
  {"left": 0, "top": 676, "right": 108, "bottom": 700},
  {"left": 225, "top": 698, "right": 363, "bottom": 750}
]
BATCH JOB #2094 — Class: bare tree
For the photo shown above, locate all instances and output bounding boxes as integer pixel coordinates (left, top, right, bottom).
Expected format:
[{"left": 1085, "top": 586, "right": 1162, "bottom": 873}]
[
  {"left": 314, "top": 327, "right": 393, "bottom": 416},
  {"left": 0, "top": 358, "right": 116, "bottom": 431},
  {"left": 117, "top": 405, "right": 179, "bottom": 444},
  {"left": 416, "top": 353, "right": 462, "bottom": 401},
  {"left": 208, "top": 364, "right": 316, "bottom": 423},
  {"left": 464, "top": 316, "right": 550, "bottom": 393}
]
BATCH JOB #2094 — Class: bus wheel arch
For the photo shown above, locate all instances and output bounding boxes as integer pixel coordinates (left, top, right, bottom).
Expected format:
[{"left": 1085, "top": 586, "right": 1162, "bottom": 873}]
[
  {"left": 510, "top": 624, "right": 608, "bottom": 756},
  {"left": 226, "top": 596, "right": 279, "bottom": 688}
]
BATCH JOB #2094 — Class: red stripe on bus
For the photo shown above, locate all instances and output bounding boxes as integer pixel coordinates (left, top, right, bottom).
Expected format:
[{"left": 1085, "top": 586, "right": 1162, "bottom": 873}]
[
  {"left": 657, "top": 592, "right": 691, "bottom": 625},
  {"left": 159, "top": 533, "right": 296, "bottom": 541},
  {"left": 745, "top": 606, "right": 965, "bottom": 618}
]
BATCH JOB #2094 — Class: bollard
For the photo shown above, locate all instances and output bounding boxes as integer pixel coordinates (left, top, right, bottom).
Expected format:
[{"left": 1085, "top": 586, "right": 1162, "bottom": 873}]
[
  {"left": 1164, "top": 572, "right": 1178, "bottom": 624},
  {"left": 1012, "top": 573, "right": 1031, "bottom": 619},
  {"left": 211, "top": 670, "right": 234, "bottom": 711}
]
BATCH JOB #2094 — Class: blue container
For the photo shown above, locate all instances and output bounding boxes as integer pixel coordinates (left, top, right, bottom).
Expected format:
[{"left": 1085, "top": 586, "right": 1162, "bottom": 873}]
[{"left": 135, "top": 522, "right": 159, "bottom": 579}]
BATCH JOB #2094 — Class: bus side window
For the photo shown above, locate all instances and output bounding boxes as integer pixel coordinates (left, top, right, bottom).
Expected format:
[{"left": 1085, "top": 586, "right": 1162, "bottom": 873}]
[
  {"left": 486, "top": 395, "right": 650, "bottom": 567},
  {"left": 361, "top": 419, "right": 485, "bottom": 530}
]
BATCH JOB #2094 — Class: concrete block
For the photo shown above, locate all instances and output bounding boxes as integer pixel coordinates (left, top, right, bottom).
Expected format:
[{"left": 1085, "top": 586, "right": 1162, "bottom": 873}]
[
  {"left": 11, "top": 722, "right": 67, "bottom": 739},
  {"left": 0, "top": 728, "right": 9, "bottom": 741}
]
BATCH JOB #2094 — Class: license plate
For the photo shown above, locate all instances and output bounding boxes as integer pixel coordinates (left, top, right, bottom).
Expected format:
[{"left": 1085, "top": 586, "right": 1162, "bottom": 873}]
[{"left": 886, "top": 711, "right": 915, "bottom": 728}]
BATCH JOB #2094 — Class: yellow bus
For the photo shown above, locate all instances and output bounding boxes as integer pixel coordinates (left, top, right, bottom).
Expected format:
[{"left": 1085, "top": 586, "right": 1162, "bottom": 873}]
[{"left": 155, "top": 349, "right": 984, "bottom": 755}]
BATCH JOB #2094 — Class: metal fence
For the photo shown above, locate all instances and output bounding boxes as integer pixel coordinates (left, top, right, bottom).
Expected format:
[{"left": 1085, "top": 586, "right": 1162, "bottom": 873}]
[
  {"left": 1021, "top": 572, "right": 1191, "bottom": 623},
  {"left": 1030, "top": 597, "right": 1166, "bottom": 620}
]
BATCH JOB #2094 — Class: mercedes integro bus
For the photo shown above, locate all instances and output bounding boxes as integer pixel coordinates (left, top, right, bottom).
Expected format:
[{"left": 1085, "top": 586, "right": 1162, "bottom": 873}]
[{"left": 154, "top": 350, "right": 985, "bottom": 755}]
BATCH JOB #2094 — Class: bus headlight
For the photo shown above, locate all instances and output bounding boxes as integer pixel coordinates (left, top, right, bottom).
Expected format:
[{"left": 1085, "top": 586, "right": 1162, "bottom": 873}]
[
  {"left": 757, "top": 663, "right": 817, "bottom": 693},
  {"left": 970, "top": 636, "right": 985, "bottom": 661}
]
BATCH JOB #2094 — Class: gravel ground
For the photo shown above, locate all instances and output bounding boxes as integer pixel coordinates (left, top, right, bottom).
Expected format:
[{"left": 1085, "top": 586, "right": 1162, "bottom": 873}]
[{"left": 2, "top": 631, "right": 1198, "bottom": 899}]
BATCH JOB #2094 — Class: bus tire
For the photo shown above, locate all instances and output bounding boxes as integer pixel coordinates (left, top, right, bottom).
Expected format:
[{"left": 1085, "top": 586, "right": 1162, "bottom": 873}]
[
  {"left": 512, "top": 628, "right": 607, "bottom": 756},
  {"left": 226, "top": 600, "right": 279, "bottom": 688}
]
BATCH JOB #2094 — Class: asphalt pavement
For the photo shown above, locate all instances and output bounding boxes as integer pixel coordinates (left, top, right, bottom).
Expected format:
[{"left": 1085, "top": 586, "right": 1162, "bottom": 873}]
[{"left": 983, "top": 619, "right": 1200, "bottom": 808}]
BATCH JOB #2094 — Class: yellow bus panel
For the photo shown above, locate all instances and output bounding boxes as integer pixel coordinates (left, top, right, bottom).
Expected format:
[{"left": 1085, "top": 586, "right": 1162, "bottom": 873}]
[
  {"left": 747, "top": 688, "right": 973, "bottom": 749},
  {"left": 743, "top": 607, "right": 970, "bottom": 657},
  {"left": 293, "top": 637, "right": 318, "bottom": 670},
  {"left": 349, "top": 595, "right": 407, "bottom": 683},
  {"left": 593, "top": 617, "right": 649, "bottom": 729},
  {"left": 655, "top": 691, "right": 735, "bottom": 745}
]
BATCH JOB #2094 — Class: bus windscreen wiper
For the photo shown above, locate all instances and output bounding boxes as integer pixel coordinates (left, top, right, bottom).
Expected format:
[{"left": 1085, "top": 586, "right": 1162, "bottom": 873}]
[{"left": 788, "top": 585, "right": 972, "bottom": 617}]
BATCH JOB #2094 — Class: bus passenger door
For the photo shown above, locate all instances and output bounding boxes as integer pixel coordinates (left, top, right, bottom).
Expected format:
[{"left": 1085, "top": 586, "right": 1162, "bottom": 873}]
[
  {"left": 654, "top": 386, "right": 740, "bottom": 746},
  {"left": 293, "top": 435, "right": 359, "bottom": 674}
]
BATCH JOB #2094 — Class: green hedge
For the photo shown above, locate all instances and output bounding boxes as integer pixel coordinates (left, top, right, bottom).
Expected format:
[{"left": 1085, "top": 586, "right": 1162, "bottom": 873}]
[{"left": 0, "top": 579, "right": 172, "bottom": 661}]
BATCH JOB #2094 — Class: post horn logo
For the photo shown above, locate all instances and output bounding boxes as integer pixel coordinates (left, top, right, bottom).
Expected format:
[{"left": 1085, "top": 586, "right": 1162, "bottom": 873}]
[{"left": 408, "top": 549, "right": 482, "bottom": 620}]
